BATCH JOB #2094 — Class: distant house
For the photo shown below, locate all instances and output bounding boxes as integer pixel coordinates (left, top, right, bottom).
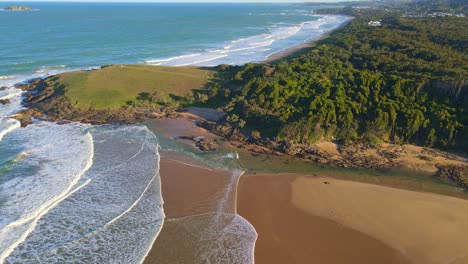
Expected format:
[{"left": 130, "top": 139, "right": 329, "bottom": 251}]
[{"left": 368, "top": 20, "right": 382, "bottom": 27}]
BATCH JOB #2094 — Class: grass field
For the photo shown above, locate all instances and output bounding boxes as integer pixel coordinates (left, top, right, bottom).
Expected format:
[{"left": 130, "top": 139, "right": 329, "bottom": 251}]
[{"left": 52, "top": 64, "right": 214, "bottom": 109}]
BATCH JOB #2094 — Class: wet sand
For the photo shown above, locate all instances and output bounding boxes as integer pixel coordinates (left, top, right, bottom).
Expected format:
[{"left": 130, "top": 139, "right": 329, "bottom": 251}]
[
  {"left": 143, "top": 151, "right": 256, "bottom": 264},
  {"left": 143, "top": 117, "right": 468, "bottom": 264},
  {"left": 238, "top": 174, "right": 410, "bottom": 264},
  {"left": 238, "top": 173, "right": 468, "bottom": 264}
]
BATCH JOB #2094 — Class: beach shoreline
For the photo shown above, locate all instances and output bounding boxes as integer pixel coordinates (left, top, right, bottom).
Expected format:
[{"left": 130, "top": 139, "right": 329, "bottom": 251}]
[
  {"left": 3, "top": 10, "right": 467, "bottom": 264},
  {"left": 10, "top": 12, "right": 466, "bottom": 187},
  {"left": 238, "top": 173, "right": 468, "bottom": 264},
  {"left": 264, "top": 15, "right": 354, "bottom": 63},
  {"left": 142, "top": 115, "right": 468, "bottom": 264},
  {"left": 142, "top": 149, "right": 257, "bottom": 264},
  {"left": 2, "top": 2, "right": 467, "bottom": 263}
]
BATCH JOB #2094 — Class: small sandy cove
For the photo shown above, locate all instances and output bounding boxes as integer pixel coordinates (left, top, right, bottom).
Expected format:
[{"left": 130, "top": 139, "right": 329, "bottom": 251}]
[
  {"left": 239, "top": 173, "right": 468, "bottom": 264},
  {"left": 144, "top": 116, "right": 468, "bottom": 264}
]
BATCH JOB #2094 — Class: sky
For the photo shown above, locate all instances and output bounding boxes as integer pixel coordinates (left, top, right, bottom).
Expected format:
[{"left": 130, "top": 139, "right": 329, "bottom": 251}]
[{"left": 0, "top": 0, "right": 361, "bottom": 2}]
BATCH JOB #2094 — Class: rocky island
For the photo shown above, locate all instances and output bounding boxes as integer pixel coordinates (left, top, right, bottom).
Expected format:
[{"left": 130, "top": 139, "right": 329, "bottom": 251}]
[{"left": 3, "top": 5, "right": 32, "bottom": 11}]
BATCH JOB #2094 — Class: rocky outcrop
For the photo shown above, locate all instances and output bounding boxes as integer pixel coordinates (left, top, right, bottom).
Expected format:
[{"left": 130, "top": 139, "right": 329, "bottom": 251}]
[
  {"left": 175, "top": 135, "right": 220, "bottom": 152},
  {"left": 195, "top": 138, "right": 218, "bottom": 152},
  {"left": 435, "top": 164, "right": 468, "bottom": 189},
  {"left": 15, "top": 78, "right": 176, "bottom": 125},
  {"left": 12, "top": 108, "right": 42, "bottom": 127},
  {"left": 0, "top": 99, "right": 10, "bottom": 105},
  {"left": 16, "top": 78, "right": 467, "bottom": 175},
  {"left": 197, "top": 121, "right": 248, "bottom": 142},
  {"left": 199, "top": 119, "right": 418, "bottom": 170}
]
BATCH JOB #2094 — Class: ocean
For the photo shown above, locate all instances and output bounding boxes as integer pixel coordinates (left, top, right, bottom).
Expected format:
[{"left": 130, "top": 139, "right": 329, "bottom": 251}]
[{"left": 0, "top": 2, "right": 350, "bottom": 263}]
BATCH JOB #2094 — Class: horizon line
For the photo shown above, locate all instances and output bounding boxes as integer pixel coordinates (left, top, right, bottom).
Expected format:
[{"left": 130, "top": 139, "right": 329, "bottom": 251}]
[{"left": 0, "top": 0, "right": 361, "bottom": 3}]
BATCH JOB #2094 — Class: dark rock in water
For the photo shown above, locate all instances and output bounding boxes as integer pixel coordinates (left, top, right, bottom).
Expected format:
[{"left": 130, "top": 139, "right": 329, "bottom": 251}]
[
  {"left": 15, "top": 78, "right": 45, "bottom": 91},
  {"left": 435, "top": 164, "right": 468, "bottom": 189},
  {"left": 56, "top": 120, "right": 72, "bottom": 125},
  {"left": 11, "top": 109, "right": 43, "bottom": 127},
  {"left": 195, "top": 138, "right": 218, "bottom": 152},
  {"left": 0, "top": 86, "right": 8, "bottom": 91},
  {"left": 177, "top": 135, "right": 196, "bottom": 141},
  {"left": 0, "top": 99, "right": 10, "bottom": 105},
  {"left": 21, "top": 108, "right": 44, "bottom": 118},
  {"left": 12, "top": 115, "right": 32, "bottom": 127}
]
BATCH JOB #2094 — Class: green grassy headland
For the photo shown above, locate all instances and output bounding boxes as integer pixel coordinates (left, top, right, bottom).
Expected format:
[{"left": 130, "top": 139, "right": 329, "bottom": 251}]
[{"left": 51, "top": 64, "right": 214, "bottom": 109}]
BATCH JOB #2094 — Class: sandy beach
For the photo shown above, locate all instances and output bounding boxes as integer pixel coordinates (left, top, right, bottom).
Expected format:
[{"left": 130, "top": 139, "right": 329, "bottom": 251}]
[
  {"left": 238, "top": 174, "right": 410, "bottom": 264},
  {"left": 141, "top": 116, "right": 468, "bottom": 264},
  {"left": 143, "top": 116, "right": 256, "bottom": 264},
  {"left": 264, "top": 16, "right": 354, "bottom": 63},
  {"left": 143, "top": 154, "right": 243, "bottom": 264},
  {"left": 238, "top": 173, "right": 468, "bottom": 264}
]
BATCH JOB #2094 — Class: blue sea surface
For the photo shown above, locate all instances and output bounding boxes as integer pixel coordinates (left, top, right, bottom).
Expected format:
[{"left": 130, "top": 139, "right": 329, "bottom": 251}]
[
  {"left": 0, "top": 3, "right": 349, "bottom": 263},
  {"left": 0, "top": 2, "right": 348, "bottom": 76}
]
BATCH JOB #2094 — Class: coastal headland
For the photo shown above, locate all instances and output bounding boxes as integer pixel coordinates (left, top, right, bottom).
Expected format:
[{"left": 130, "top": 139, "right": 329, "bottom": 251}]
[
  {"left": 13, "top": 63, "right": 468, "bottom": 189},
  {"left": 13, "top": 64, "right": 468, "bottom": 263},
  {"left": 7, "top": 2, "right": 468, "bottom": 263}
]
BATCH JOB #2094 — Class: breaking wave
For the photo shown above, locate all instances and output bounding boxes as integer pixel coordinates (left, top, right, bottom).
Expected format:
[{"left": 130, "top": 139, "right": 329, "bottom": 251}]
[{"left": 145, "top": 15, "right": 351, "bottom": 66}]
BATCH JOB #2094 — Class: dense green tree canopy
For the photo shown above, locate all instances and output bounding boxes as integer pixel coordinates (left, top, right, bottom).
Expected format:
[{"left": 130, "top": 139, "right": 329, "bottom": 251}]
[{"left": 206, "top": 8, "right": 468, "bottom": 151}]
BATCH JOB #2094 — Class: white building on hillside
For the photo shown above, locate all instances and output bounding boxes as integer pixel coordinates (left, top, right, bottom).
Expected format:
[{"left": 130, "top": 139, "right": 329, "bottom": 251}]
[{"left": 368, "top": 20, "right": 382, "bottom": 27}]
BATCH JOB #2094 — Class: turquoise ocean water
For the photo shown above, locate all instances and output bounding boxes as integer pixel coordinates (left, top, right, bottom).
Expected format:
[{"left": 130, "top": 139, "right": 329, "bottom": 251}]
[{"left": 0, "top": 3, "right": 349, "bottom": 263}]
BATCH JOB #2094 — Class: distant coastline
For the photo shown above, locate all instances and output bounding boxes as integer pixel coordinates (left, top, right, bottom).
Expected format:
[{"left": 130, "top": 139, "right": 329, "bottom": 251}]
[{"left": 264, "top": 15, "right": 354, "bottom": 63}]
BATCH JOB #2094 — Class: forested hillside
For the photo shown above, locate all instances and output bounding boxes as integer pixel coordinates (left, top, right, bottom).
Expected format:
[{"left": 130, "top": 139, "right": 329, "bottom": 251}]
[{"left": 205, "top": 7, "right": 468, "bottom": 151}]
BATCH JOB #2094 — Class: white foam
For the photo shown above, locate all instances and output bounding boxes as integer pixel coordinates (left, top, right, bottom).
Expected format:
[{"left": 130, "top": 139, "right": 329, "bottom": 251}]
[
  {"left": 34, "top": 65, "right": 67, "bottom": 74},
  {"left": 0, "top": 119, "right": 21, "bottom": 141},
  {"left": 223, "top": 152, "right": 240, "bottom": 159},
  {"left": 3, "top": 125, "right": 164, "bottom": 263},
  {"left": 140, "top": 136, "right": 165, "bottom": 264},
  {"left": 145, "top": 53, "right": 201, "bottom": 65},
  {"left": 164, "top": 212, "right": 257, "bottom": 264},
  {"left": 145, "top": 15, "right": 351, "bottom": 67},
  {"left": 173, "top": 54, "right": 228, "bottom": 67},
  {"left": 0, "top": 90, "right": 22, "bottom": 101},
  {"left": 0, "top": 122, "right": 94, "bottom": 263}
]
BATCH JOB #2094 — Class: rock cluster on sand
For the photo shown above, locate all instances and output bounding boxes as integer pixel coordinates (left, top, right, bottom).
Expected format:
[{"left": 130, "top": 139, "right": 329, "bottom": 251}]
[
  {"left": 436, "top": 164, "right": 468, "bottom": 189},
  {"left": 198, "top": 119, "right": 468, "bottom": 186},
  {"left": 175, "top": 135, "right": 220, "bottom": 152},
  {"left": 195, "top": 138, "right": 218, "bottom": 152}
]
